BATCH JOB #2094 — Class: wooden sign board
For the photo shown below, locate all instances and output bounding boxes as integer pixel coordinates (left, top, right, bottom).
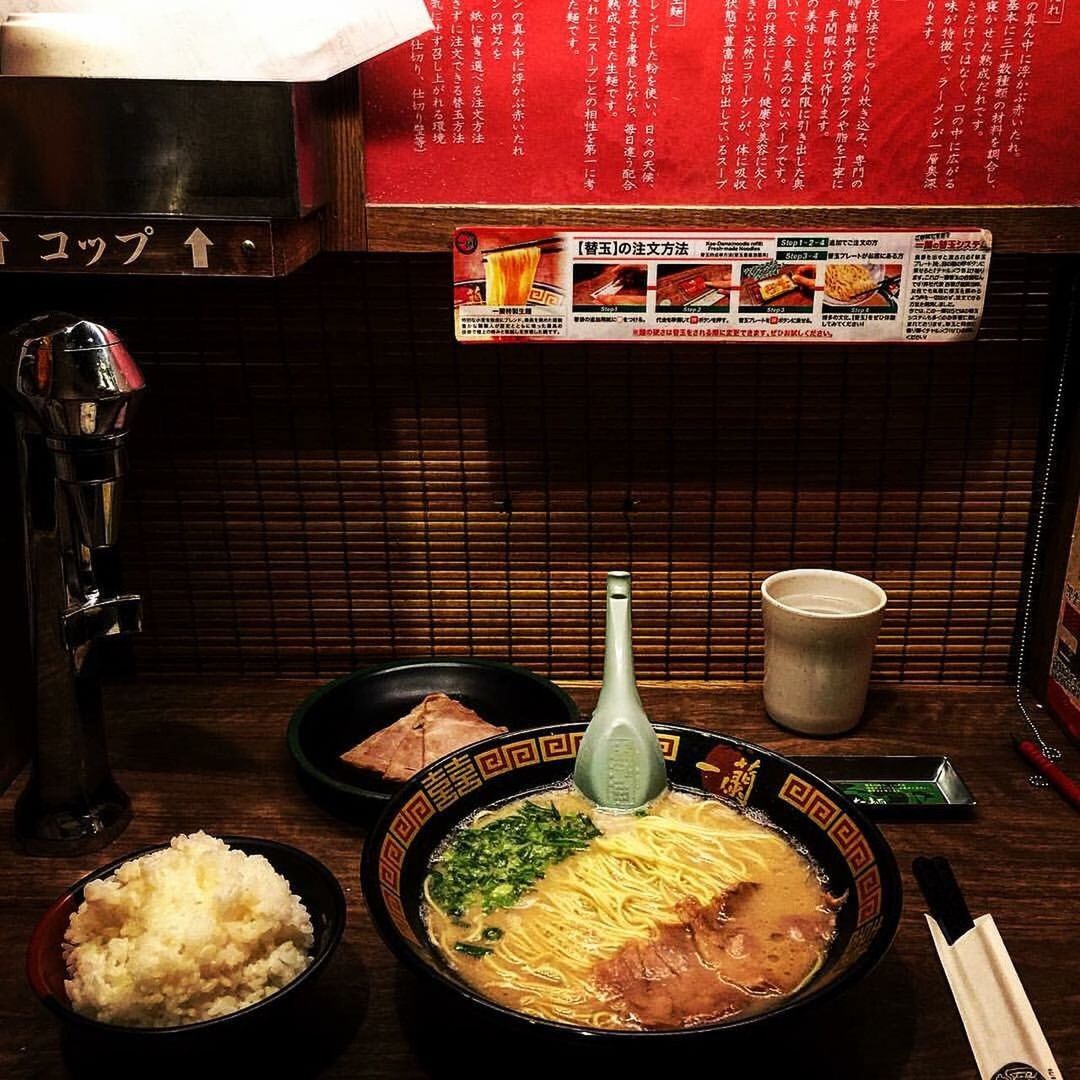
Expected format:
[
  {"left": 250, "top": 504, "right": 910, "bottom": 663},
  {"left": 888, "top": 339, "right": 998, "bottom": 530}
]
[{"left": 0, "top": 216, "right": 320, "bottom": 276}]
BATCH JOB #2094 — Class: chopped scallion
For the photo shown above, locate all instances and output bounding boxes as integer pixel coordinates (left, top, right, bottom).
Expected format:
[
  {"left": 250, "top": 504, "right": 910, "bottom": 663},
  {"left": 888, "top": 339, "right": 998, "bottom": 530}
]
[{"left": 428, "top": 800, "right": 600, "bottom": 916}]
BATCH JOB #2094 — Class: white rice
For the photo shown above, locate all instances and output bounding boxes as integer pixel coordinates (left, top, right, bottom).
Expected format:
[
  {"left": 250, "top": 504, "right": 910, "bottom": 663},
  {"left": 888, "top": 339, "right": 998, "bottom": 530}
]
[{"left": 63, "top": 831, "right": 314, "bottom": 1027}]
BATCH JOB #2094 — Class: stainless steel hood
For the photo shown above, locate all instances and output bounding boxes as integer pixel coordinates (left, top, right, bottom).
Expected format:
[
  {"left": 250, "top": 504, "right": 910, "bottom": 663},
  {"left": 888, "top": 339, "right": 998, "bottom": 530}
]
[{"left": 0, "top": 78, "right": 326, "bottom": 219}]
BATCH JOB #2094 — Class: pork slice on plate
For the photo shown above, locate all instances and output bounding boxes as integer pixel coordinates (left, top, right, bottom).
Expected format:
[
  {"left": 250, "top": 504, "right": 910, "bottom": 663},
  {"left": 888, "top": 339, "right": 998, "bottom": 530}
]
[
  {"left": 339, "top": 713, "right": 418, "bottom": 775},
  {"left": 383, "top": 723, "right": 427, "bottom": 781},
  {"left": 422, "top": 715, "right": 508, "bottom": 765},
  {"left": 413, "top": 693, "right": 507, "bottom": 765},
  {"left": 339, "top": 692, "right": 507, "bottom": 782}
]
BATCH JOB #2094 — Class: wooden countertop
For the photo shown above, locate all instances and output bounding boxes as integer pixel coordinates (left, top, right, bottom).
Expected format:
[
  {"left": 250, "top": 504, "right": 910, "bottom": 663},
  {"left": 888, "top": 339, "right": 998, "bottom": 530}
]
[{"left": 2, "top": 679, "right": 1077, "bottom": 1079}]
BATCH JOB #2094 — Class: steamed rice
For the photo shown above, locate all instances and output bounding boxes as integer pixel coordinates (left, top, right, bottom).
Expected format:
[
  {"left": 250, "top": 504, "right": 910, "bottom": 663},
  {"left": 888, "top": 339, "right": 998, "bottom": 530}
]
[{"left": 63, "top": 831, "right": 314, "bottom": 1027}]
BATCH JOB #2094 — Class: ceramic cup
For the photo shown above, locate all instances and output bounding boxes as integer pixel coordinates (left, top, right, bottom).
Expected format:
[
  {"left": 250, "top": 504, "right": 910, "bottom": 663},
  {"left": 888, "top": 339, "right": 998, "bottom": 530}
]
[{"left": 761, "top": 569, "right": 887, "bottom": 736}]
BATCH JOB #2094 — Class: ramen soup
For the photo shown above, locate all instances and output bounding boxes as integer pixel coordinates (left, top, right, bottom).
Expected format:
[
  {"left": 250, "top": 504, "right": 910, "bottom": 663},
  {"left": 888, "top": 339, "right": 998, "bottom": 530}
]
[{"left": 424, "top": 784, "right": 840, "bottom": 1031}]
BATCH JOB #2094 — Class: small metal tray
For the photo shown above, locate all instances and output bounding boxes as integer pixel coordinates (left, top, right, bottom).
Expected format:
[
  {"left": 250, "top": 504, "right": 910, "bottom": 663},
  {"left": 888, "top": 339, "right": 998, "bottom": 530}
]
[{"left": 791, "top": 756, "right": 976, "bottom": 819}]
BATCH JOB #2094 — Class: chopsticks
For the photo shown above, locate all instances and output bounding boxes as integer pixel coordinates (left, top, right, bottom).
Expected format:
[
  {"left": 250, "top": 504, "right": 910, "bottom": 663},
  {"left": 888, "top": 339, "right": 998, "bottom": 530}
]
[
  {"left": 846, "top": 273, "right": 903, "bottom": 302},
  {"left": 914, "top": 855, "right": 1062, "bottom": 1080},
  {"left": 481, "top": 236, "right": 562, "bottom": 258},
  {"left": 912, "top": 855, "right": 974, "bottom": 945}
]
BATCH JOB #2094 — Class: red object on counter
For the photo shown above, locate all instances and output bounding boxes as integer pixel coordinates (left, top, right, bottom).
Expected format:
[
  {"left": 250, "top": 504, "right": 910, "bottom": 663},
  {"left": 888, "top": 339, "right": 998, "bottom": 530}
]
[
  {"left": 1014, "top": 738, "right": 1080, "bottom": 812},
  {"left": 1047, "top": 679, "right": 1080, "bottom": 744},
  {"left": 1046, "top": 502, "right": 1080, "bottom": 746}
]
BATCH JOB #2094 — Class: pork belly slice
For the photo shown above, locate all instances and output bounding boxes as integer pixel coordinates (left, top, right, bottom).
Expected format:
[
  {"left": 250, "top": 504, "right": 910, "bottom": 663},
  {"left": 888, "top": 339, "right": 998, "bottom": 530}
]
[
  {"left": 422, "top": 716, "right": 507, "bottom": 764},
  {"left": 686, "top": 883, "right": 832, "bottom": 995},
  {"left": 596, "top": 883, "right": 836, "bottom": 1030},
  {"left": 407, "top": 693, "right": 507, "bottom": 766},
  {"left": 596, "top": 899, "right": 749, "bottom": 1029},
  {"left": 339, "top": 714, "right": 418, "bottom": 775},
  {"left": 383, "top": 723, "right": 426, "bottom": 782},
  {"left": 339, "top": 693, "right": 506, "bottom": 781}
]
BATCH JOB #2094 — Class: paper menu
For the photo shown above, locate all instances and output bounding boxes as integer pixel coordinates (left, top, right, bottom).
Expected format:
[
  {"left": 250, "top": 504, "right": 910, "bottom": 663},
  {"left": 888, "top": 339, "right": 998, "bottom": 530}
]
[{"left": 0, "top": 0, "right": 433, "bottom": 81}]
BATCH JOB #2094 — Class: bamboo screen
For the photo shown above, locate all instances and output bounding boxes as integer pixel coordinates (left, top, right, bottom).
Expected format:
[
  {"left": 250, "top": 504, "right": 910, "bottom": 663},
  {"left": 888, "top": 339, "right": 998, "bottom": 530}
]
[{"left": 0, "top": 253, "right": 1061, "bottom": 682}]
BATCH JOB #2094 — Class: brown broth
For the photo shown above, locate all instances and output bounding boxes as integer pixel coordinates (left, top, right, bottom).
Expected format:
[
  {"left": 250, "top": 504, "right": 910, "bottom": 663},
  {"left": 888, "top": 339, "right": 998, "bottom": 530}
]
[{"left": 424, "top": 785, "right": 838, "bottom": 1030}]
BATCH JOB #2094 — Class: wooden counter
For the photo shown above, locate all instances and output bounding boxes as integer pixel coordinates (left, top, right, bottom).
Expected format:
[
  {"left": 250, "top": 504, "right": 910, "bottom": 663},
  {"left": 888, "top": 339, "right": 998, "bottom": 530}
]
[{"left": 2, "top": 679, "right": 1077, "bottom": 1079}]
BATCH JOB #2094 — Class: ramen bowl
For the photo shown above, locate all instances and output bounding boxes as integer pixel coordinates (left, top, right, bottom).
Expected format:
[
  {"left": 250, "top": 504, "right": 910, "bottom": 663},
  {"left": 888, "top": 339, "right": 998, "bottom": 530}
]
[{"left": 361, "top": 722, "right": 901, "bottom": 1038}]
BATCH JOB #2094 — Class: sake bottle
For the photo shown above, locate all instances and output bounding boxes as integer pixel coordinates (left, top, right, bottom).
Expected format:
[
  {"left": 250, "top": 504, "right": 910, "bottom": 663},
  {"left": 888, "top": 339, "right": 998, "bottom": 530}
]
[{"left": 574, "top": 571, "right": 668, "bottom": 811}]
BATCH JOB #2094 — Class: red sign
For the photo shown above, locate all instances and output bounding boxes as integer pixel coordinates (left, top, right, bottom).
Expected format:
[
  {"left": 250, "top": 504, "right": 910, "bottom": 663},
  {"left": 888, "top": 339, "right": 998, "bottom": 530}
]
[{"left": 362, "top": 0, "right": 1080, "bottom": 207}]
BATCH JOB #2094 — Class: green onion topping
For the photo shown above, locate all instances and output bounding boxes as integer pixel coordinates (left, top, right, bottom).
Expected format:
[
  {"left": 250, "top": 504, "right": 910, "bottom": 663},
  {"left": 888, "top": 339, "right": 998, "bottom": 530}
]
[{"left": 428, "top": 800, "right": 600, "bottom": 917}]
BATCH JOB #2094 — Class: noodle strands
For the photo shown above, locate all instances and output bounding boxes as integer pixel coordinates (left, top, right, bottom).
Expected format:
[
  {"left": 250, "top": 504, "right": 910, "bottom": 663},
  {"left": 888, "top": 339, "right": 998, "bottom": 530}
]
[
  {"left": 425, "top": 787, "right": 838, "bottom": 1031},
  {"left": 484, "top": 245, "right": 542, "bottom": 306}
]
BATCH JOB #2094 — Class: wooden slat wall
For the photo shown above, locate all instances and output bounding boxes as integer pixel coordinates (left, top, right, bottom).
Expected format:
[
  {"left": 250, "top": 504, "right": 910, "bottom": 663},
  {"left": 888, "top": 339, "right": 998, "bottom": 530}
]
[{"left": 0, "top": 253, "right": 1061, "bottom": 682}]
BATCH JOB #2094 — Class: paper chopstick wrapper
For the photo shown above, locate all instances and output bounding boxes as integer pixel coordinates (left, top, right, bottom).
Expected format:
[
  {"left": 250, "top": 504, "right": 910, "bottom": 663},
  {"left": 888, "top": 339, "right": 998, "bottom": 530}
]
[
  {"left": 926, "top": 914, "right": 1061, "bottom": 1080},
  {"left": 0, "top": 0, "right": 433, "bottom": 81}
]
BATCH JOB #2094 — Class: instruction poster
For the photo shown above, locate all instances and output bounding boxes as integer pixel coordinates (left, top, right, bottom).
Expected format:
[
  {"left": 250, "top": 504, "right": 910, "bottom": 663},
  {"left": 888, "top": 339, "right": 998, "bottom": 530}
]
[{"left": 452, "top": 226, "right": 992, "bottom": 344}]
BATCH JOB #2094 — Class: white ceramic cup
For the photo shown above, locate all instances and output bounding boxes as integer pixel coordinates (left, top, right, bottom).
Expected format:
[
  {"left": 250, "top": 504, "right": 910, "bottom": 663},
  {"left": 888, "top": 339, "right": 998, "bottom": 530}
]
[{"left": 761, "top": 569, "right": 887, "bottom": 735}]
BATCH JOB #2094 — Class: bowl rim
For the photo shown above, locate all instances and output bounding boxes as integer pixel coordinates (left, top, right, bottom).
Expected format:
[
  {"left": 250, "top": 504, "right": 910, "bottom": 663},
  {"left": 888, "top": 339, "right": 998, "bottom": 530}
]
[
  {"left": 27, "top": 834, "right": 347, "bottom": 1037},
  {"left": 761, "top": 568, "right": 888, "bottom": 620},
  {"left": 286, "top": 656, "right": 582, "bottom": 804},
  {"left": 360, "top": 721, "right": 903, "bottom": 1039}
]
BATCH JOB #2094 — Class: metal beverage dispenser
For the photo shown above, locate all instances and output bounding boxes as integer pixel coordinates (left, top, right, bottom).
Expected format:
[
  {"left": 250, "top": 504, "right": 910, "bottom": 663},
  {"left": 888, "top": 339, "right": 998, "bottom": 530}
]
[{"left": 5, "top": 313, "right": 145, "bottom": 854}]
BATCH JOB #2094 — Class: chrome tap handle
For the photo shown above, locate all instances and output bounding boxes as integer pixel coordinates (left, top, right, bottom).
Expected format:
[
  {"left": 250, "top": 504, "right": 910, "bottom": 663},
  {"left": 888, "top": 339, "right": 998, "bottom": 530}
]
[
  {"left": 65, "top": 595, "right": 143, "bottom": 672},
  {"left": 10, "top": 312, "right": 145, "bottom": 439},
  {"left": 6, "top": 313, "right": 145, "bottom": 855}
]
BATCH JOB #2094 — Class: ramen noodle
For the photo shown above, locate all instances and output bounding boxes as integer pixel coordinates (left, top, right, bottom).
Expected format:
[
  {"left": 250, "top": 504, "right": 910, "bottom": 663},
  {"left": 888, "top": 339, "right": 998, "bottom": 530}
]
[
  {"left": 485, "top": 245, "right": 542, "bottom": 306},
  {"left": 824, "top": 262, "right": 878, "bottom": 302},
  {"left": 424, "top": 785, "right": 839, "bottom": 1031}
]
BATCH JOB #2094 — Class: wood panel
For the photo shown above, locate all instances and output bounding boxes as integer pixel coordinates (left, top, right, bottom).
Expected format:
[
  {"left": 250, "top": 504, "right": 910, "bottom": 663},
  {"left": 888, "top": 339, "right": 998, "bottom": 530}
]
[
  {"left": 366, "top": 204, "right": 1080, "bottom": 254},
  {"left": 1027, "top": 269, "right": 1080, "bottom": 697},
  {"left": 314, "top": 70, "right": 367, "bottom": 252},
  {"left": 0, "top": 214, "right": 323, "bottom": 277},
  {"left": 0, "top": 252, "right": 1063, "bottom": 683}
]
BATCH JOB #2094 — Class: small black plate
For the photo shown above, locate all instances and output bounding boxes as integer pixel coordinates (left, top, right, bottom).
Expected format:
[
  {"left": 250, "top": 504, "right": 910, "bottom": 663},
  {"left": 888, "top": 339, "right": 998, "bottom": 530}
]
[
  {"left": 792, "top": 756, "right": 976, "bottom": 818},
  {"left": 287, "top": 657, "right": 580, "bottom": 818}
]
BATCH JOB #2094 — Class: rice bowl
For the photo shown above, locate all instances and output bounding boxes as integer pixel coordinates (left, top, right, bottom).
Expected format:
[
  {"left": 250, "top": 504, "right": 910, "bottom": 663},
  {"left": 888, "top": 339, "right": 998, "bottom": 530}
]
[
  {"left": 62, "top": 832, "right": 313, "bottom": 1027},
  {"left": 27, "top": 835, "right": 346, "bottom": 1039}
]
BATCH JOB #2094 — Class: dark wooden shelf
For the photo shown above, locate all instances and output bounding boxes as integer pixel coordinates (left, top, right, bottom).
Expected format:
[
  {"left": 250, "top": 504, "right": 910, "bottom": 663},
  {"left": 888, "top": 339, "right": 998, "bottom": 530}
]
[{"left": 365, "top": 203, "right": 1080, "bottom": 254}]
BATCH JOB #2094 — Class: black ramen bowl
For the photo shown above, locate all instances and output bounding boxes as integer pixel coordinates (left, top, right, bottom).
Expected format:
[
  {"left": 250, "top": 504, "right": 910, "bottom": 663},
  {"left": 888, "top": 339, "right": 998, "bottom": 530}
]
[
  {"left": 361, "top": 722, "right": 902, "bottom": 1039},
  {"left": 27, "top": 836, "right": 346, "bottom": 1045},
  {"left": 287, "top": 657, "right": 580, "bottom": 816}
]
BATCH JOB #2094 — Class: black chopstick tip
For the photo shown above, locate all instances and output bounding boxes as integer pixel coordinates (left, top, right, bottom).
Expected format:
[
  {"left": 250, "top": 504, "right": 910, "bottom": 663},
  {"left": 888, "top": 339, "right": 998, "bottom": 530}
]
[
  {"left": 480, "top": 236, "right": 563, "bottom": 257},
  {"left": 912, "top": 854, "right": 975, "bottom": 946}
]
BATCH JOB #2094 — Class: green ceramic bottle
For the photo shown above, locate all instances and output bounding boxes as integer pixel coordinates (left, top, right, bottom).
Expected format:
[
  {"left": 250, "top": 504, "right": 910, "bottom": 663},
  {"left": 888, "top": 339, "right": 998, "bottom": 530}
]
[{"left": 573, "top": 571, "right": 668, "bottom": 811}]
